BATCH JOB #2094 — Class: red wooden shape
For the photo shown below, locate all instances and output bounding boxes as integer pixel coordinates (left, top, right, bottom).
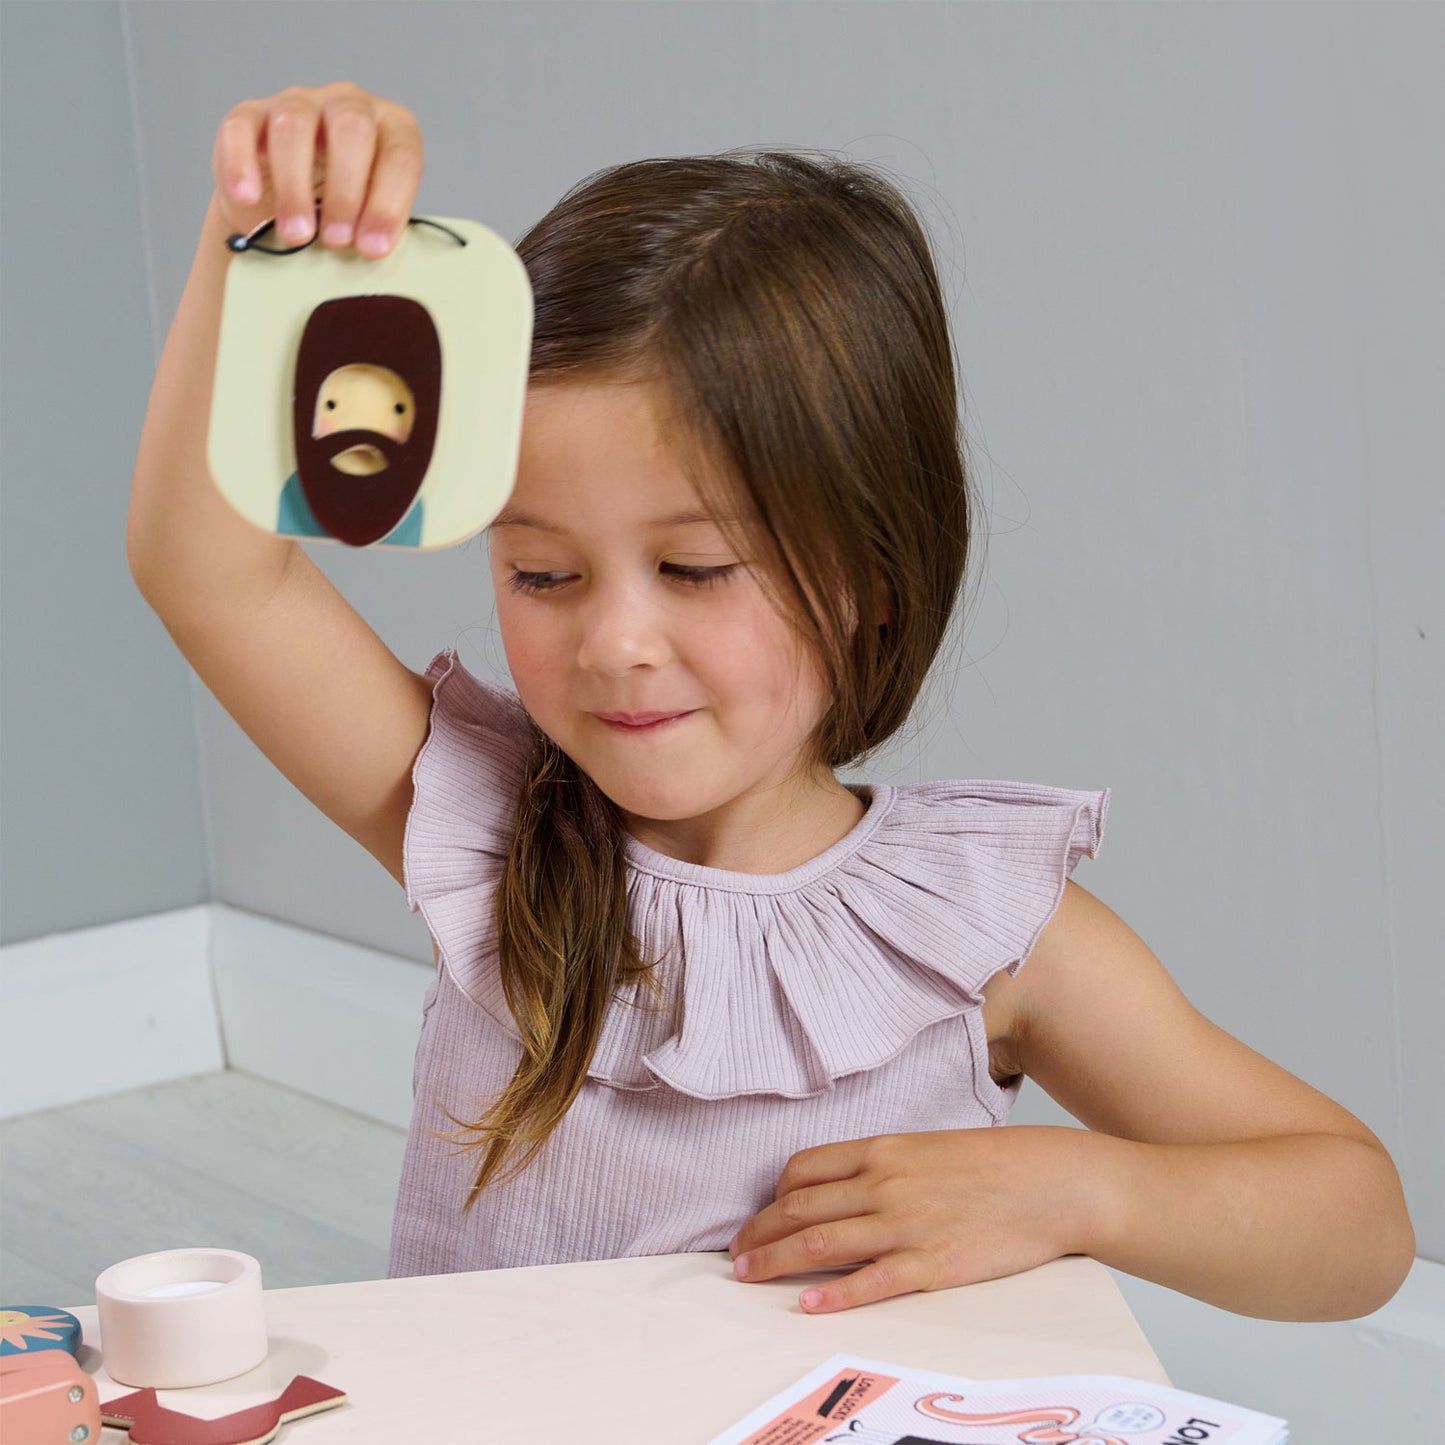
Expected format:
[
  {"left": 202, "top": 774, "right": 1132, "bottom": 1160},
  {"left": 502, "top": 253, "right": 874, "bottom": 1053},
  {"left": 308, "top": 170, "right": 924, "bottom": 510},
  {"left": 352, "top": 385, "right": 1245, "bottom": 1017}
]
[{"left": 99, "top": 1374, "right": 346, "bottom": 1445}]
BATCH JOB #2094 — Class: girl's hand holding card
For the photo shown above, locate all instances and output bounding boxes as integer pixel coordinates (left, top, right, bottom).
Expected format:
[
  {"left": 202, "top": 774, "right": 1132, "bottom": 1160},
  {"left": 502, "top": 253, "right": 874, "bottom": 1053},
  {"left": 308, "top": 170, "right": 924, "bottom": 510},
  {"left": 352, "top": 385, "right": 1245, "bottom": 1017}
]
[
  {"left": 207, "top": 82, "right": 530, "bottom": 551},
  {"left": 211, "top": 81, "right": 421, "bottom": 259}
]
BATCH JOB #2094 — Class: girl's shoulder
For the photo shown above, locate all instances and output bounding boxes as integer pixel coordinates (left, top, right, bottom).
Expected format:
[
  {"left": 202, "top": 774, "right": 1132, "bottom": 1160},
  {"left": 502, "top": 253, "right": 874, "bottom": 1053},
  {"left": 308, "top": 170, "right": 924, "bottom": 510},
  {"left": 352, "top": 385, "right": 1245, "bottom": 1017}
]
[
  {"left": 883, "top": 775, "right": 1110, "bottom": 862},
  {"left": 855, "top": 773, "right": 1112, "bottom": 984},
  {"left": 399, "top": 648, "right": 535, "bottom": 914}
]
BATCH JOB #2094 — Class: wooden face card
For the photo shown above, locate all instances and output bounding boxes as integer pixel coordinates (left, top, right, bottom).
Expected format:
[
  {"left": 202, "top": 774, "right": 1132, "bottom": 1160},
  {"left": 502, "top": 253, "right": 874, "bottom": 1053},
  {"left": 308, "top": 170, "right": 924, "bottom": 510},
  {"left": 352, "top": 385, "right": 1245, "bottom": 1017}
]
[{"left": 208, "top": 215, "right": 533, "bottom": 550}]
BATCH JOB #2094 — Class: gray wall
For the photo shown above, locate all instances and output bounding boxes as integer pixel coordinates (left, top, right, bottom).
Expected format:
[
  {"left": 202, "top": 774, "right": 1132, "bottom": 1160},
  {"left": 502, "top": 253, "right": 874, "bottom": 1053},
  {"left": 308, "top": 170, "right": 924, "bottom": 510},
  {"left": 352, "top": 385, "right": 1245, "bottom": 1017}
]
[
  {"left": 2, "top": 1, "right": 1439, "bottom": 1262},
  {"left": 1, "top": 1, "right": 211, "bottom": 935}
]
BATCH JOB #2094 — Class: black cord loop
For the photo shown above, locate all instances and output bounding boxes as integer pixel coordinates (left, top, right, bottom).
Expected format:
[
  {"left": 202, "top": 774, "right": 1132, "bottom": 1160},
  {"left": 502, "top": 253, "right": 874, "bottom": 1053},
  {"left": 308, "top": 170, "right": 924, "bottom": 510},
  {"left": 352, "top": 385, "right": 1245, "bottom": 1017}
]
[{"left": 226, "top": 208, "right": 466, "bottom": 255}]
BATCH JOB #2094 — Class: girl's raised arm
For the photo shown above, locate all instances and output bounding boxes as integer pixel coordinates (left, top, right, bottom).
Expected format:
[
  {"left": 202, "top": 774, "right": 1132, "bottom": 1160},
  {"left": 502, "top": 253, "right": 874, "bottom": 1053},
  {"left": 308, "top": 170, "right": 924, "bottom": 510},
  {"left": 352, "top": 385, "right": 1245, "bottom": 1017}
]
[{"left": 127, "top": 83, "right": 435, "bottom": 889}]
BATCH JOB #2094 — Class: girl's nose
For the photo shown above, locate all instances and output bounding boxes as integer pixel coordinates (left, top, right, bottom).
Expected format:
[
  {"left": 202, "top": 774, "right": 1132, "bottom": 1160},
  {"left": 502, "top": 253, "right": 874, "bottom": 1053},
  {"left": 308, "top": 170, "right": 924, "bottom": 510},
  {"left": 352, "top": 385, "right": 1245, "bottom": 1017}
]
[{"left": 572, "top": 580, "right": 674, "bottom": 674}]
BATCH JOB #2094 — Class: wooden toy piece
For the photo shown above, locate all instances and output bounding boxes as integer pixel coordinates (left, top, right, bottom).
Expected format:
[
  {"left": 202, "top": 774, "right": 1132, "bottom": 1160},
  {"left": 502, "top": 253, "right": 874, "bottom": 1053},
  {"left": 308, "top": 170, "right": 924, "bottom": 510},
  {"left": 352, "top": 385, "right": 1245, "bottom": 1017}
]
[
  {"left": 99, "top": 1374, "right": 346, "bottom": 1445},
  {"left": 0, "top": 1349, "right": 103, "bottom": 1443},
  {"left": 0, "top": 1304, "right": 83, "bottom": 1356}
]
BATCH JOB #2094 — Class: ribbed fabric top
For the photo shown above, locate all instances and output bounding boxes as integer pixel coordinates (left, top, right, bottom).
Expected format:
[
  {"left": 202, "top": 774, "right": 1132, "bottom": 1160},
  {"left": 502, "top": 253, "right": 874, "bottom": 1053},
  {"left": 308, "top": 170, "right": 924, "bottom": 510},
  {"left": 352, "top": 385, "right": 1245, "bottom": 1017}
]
[{"left": 389, "top": 648, "right": 1110, "bottom": 1278}]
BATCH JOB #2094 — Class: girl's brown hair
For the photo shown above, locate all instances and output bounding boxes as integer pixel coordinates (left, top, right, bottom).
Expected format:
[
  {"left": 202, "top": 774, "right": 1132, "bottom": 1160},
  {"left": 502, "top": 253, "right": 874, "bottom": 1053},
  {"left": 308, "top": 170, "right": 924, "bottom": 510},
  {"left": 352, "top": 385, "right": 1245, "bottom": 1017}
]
[{"left": 435, "top": 148, "right": 981, "bottom": 1210}]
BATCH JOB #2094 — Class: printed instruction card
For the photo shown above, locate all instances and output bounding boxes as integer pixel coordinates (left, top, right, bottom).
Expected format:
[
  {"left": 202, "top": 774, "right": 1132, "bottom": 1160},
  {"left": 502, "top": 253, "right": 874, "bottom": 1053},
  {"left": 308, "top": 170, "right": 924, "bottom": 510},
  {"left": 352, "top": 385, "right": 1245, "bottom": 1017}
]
[{"left": 705, "top": 1353, "right": 1288, "bottom": 1445}]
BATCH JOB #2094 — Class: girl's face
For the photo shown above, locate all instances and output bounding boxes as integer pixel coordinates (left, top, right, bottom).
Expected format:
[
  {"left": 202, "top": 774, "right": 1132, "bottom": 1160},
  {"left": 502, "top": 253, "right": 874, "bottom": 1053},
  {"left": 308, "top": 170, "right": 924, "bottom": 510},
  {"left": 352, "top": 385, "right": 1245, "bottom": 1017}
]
[{"left": 487, "top": 378, "right": 849, "bottom": 865}]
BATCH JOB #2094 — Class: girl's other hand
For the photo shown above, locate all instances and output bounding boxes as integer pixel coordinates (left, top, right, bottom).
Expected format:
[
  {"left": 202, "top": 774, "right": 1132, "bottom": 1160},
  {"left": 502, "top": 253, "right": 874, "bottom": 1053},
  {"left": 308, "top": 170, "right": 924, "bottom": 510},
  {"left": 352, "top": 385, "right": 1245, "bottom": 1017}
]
[
  {"left": 211, "top": 80, "right": 424, "bottom": 259},
  {"left": 726, "top": 1126, "right": 1104, "bottom": 1313}
]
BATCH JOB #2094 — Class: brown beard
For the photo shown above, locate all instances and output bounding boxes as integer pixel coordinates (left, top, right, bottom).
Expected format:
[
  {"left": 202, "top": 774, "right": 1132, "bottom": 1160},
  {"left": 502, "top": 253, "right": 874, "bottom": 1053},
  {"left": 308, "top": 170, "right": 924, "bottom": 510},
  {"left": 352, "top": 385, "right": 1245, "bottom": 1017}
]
[{"left": 292, "top": 295, "right": 442, "bottom": 546}]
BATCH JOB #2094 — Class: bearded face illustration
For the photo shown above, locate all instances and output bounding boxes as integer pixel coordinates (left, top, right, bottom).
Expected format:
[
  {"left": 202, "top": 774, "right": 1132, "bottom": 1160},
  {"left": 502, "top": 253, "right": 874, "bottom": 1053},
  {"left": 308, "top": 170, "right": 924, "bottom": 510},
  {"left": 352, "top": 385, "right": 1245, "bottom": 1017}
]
[{"left": 291, "top": 294, "right": 442, "bottom": 545}]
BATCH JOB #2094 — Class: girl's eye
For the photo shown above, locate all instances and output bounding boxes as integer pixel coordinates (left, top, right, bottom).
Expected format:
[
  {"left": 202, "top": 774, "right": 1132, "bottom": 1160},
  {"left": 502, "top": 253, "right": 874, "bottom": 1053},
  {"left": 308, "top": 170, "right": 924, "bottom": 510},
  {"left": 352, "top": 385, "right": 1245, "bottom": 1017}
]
[{"left": 506, "top": 564, "right": 738, "bottom": 595}]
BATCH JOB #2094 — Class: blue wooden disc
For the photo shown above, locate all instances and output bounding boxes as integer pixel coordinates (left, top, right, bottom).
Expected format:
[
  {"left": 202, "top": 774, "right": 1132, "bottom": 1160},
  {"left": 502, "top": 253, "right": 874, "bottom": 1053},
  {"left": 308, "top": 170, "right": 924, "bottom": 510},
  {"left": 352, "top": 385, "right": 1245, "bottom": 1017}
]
[{"left": 0, "top": 1305, "right": 82, "bottom": 1357}]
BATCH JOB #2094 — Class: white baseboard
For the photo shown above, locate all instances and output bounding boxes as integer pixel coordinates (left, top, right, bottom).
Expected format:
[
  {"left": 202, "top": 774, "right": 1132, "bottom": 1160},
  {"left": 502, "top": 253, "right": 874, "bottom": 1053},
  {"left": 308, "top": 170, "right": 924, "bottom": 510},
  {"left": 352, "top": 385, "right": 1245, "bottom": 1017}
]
[
  {"left": 208, "top": 903, "right": 429, "bottom": 1131},
  {"left": 0, "top": 905, "right": 223, "bottom": 1118}
]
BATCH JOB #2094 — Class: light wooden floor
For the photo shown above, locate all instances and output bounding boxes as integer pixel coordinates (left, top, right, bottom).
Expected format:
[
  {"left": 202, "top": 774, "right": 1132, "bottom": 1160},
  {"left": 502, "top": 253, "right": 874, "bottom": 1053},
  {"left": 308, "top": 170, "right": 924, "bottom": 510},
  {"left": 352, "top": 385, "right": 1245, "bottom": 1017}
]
[{"left": 0, "top": 1069, "right": 407, "bottom": 1309}]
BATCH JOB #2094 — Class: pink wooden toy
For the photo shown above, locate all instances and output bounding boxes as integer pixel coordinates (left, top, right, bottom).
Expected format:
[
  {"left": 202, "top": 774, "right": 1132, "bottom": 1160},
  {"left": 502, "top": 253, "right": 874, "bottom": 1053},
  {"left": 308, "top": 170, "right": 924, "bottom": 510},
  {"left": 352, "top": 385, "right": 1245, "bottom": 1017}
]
[{"left": 0, "top": 1349, "right": 102, "bottom": 1443}]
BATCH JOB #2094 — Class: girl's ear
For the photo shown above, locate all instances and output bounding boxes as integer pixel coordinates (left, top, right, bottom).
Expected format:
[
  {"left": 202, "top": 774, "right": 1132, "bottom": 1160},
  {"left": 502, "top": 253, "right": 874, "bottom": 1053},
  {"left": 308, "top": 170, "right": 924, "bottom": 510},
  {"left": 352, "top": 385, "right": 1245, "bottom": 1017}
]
[
  {"left": 873, "top": 571, "right": 894, "bottom": 627},
  {"left": 841, "top": 571, "right": 894, "bottom": 638}
]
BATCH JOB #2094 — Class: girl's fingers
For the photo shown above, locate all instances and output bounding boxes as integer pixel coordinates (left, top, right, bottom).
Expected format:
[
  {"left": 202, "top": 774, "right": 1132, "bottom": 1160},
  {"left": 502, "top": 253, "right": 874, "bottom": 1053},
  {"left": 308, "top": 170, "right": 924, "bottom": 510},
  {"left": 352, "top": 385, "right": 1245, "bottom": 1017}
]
[
  {"left": 732, "top": 1211, "right": 885, "bottom": 1288},
  {"left": 262, "top": 89, "right": 324, "bottom": 245},
  {"left": 213, "top": 102, "right": 264, "bottom": 210},
  {"left": 353, "top": 103, "right": 424, "bottom": 258},
  {"left": 210, "top": 84, "right": 421, "bottom": 257},
  {"left": 315, "top": 97, "right": 379, "bottom": 248}
]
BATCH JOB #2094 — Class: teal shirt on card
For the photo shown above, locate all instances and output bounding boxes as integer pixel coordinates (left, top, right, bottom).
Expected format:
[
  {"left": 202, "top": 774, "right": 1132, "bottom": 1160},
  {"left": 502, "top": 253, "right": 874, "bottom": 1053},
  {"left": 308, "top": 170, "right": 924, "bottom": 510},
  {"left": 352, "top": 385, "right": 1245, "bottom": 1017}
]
[{"left": 276, "top": 472, "right": 424, "bottom": 547}]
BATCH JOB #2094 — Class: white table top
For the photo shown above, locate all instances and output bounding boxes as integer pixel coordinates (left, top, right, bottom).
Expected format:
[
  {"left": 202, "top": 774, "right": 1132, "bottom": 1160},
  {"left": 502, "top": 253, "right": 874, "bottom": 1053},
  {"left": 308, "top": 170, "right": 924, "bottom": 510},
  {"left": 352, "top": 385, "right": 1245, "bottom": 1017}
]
[{"left": 66, "top": 1251, "right": 1170, "bottom": 1444}]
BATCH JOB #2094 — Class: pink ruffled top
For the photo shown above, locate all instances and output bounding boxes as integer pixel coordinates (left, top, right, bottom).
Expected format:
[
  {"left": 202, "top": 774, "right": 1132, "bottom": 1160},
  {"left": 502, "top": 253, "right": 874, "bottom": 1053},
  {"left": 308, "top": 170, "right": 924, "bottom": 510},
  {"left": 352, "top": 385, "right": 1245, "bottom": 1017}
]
[{"left": 389, "top": 649, "right": 1109, "bottom": 1277}]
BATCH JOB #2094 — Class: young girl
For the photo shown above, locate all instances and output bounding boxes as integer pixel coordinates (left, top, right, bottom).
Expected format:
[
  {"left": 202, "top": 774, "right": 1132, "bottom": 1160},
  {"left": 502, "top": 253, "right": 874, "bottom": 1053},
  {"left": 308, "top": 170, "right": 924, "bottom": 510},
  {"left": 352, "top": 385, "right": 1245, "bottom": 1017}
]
[{"left": 129, "top": 81, "right": 1414, "bottom": 1322}]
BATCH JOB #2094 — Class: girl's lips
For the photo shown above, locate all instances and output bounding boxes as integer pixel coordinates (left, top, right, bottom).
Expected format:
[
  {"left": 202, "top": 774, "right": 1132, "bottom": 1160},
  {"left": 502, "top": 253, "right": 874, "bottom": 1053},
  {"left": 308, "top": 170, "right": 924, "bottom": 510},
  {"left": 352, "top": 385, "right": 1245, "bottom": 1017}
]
[{"left": 595, "top": 711, "right": 695, "bottom": 734}]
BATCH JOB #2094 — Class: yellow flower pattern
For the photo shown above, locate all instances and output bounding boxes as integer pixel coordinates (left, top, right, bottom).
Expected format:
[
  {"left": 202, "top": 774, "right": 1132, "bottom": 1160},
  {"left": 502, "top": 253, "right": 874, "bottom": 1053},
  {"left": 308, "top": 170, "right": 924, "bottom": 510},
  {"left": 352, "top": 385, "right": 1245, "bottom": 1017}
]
[{"left": 0, "top": 1306, "right": 80, "bottom": 1354}]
